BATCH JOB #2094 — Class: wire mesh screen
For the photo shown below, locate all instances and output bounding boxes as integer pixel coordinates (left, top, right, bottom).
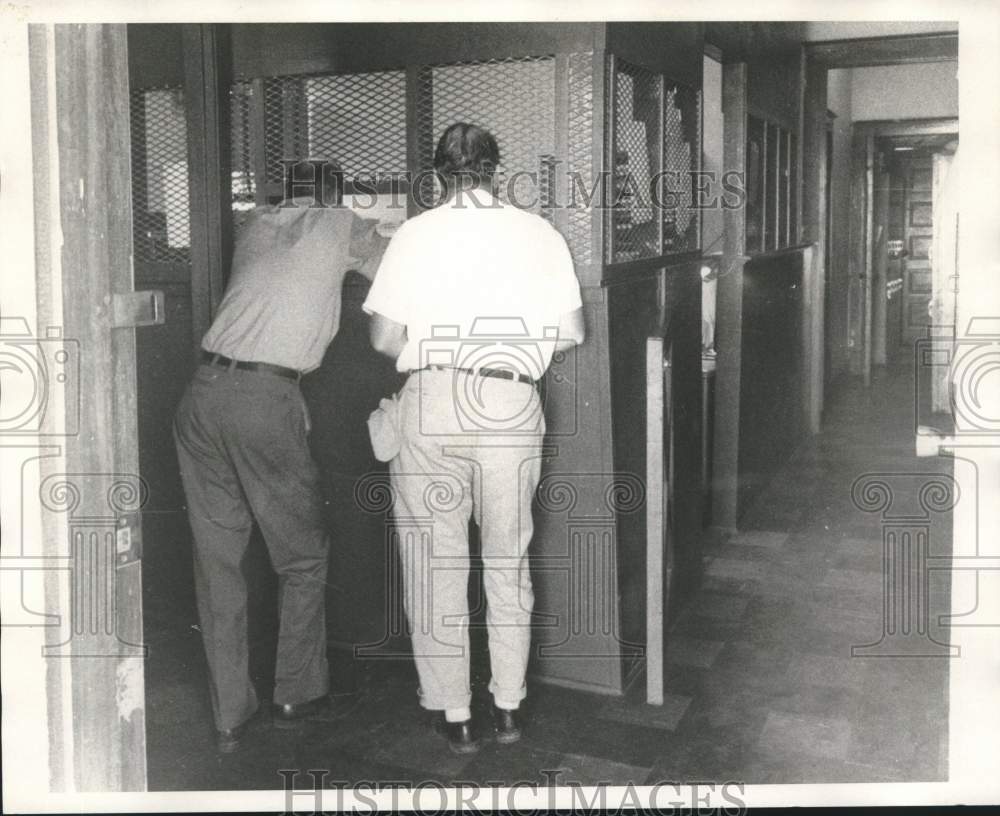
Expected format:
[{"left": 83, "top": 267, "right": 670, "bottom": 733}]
[
  {"left": 230, "top": 80, "right": 256, "bottom": 230},
  {"left": 662, "top": 81, "right": 701, "bottom": 255},
  {"left": 258, "top": 71, "right": 408, "bottom": 189},
  {"left": 566, "top": 52, "right": 596, "bottom": 266},
  {"left": 305, "top": 72, "right": 408, "bottom": 179},
  {"left": 608, "top": 59, "right": 662, "bottom": 263},
  {"left": 128, "top": 87, "right": 191, "bottom": 265},
  {"left": 606, "top": 58, "right": 702, "bottom": 263},
  {"left": 414, "top": 57, "right": 557, "bottom": 215}
]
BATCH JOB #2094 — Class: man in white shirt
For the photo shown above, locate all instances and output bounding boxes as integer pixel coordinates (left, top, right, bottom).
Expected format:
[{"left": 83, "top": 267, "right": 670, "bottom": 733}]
[
  {"left": 363, "top": 123, "right": 584, "bottom": 754},
  {"left": 173, "top": 163, "right": 389, "bottom": 753}
]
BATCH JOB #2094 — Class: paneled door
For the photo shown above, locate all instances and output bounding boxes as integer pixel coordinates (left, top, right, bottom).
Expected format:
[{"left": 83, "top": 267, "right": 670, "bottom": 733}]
[{"left": 902, "top": 156, "right": 934, "bottom": 343}]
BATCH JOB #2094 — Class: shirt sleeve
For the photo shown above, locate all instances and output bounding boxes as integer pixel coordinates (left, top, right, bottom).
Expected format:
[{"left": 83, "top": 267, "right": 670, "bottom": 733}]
[
  {"left": 545, "top": 225, "right": 583, "bottom": 314},
  {"left": 347, "top": 212, "right": 391, "bottom": 282},
  {"left": 361, "top": 220, "right": 413, "bottom": 324}
]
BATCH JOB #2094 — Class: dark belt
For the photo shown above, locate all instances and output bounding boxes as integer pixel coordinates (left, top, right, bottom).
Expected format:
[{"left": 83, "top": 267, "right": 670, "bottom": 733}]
[
  {"left": 413, "top": 364, "right": 535, "bottom": 386},
  {"left": 200, "top": 350, "right": 301, "bottom": 382}
]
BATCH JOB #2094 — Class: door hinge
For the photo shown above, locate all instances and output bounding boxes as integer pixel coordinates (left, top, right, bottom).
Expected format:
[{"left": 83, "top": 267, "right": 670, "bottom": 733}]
[
  {"left": 115, "top": 513, "right": 143, "bottom": 566},
  {"left": 111, "top": 290, "right": 165, "bottom": 328}
]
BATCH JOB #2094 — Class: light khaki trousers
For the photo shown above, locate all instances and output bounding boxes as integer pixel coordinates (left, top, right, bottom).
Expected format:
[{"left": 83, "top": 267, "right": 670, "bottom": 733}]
[{"left": 389, "top": 369, "right": 545, "bottom": 711}]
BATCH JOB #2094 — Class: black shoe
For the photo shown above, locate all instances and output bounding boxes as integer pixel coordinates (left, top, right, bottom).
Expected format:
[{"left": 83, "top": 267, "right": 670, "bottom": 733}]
[
  {"left": 434, "top": 716, "right": 482, "bottom": 755},
  {"left": 272, "top": 691, "right": 361, "bottom": 729},
  {"left": 492, "top": 704, "right": 522, "bottom": 744},
  {"left": 216, "top": 706, "right": 261, "bottom": 754}
]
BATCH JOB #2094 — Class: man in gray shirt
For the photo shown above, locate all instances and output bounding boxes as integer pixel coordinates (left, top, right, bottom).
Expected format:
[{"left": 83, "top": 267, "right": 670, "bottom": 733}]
[{"left": 173, "top": 163, "right": 389, "bottom": 753}]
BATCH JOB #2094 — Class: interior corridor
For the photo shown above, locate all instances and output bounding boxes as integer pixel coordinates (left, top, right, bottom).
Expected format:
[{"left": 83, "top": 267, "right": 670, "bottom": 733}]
[{"left": 144, "top": 351, "right": 952, "bottom": 789}]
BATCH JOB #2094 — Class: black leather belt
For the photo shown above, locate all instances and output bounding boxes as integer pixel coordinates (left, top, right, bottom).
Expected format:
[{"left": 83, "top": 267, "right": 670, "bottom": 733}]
[
  {"left": 413, "top": 365, "right": 535, "bottom": 386},
  {"left": 201, "top": 350, "right": 301, "bottom": 382}
]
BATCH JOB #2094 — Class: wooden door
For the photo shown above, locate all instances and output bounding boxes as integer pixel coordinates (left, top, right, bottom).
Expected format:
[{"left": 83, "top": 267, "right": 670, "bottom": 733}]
[
  {"left": 902, "top": 156, "right": 934, "bottom": 343},
  {"left": 848, "top": 129, "right": 875, "bottom": 384},
  {"left": 871, "top": 152, "right": 890, "bottom": 365},
  {"left": 931, "top": 146, "right": 959, "bottom": 412}
]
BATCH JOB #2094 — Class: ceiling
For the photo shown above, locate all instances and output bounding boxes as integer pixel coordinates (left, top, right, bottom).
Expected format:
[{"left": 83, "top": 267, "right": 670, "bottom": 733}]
[
  {"left": 806, "top": 33, "right": 958, "bottom": 68},
  {"left": 879, "top": 132, "right": 959, "bottom": 156}
]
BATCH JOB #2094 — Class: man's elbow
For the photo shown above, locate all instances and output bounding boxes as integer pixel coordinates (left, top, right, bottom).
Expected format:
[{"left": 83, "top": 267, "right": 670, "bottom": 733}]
[{"left": 370, "top": 331, "right": 395, "bottom": 357}]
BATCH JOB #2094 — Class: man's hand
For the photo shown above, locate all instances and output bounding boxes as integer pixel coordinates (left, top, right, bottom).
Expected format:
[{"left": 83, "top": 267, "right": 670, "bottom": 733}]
[{"left": 375, "top": 219, "right": 404, "bottom": 239}]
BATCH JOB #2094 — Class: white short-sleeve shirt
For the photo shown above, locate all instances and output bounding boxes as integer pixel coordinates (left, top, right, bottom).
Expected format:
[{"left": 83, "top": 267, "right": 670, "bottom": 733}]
[{"left": 362, "top": 191, "right": 582, "bottom": 378}]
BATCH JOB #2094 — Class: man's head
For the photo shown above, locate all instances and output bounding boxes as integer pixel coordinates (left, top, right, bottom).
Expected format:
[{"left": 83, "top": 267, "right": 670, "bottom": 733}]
[{"left": 433, "top": 123, "right": 500, "bottom": 195}]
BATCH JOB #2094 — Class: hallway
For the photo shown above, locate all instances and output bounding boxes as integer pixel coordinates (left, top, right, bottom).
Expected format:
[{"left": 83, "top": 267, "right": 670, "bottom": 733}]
[{"left": 144, "top": 354, "right": 953, "bottom": 789}]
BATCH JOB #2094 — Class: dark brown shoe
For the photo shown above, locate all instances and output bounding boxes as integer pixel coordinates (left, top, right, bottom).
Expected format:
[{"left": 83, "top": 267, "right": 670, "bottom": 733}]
[
  {"left": 272, "top": 691, "right": 361, "bottom": 729},
  {"left": 216, "top": 706, "right": 261, "bottom": 753},
  {"left": 434, "top": 716, "right": 481, "bottom": 755},
  {"left": 492, "top": 704, "right": 522, "bottom": 744}
]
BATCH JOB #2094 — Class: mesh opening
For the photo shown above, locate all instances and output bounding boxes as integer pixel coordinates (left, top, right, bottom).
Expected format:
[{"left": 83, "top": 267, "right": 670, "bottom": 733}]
[
  {"left": 128, "top": 86, "right": 191, "bottom": 265},
  {"left": 415, "top": 57, "right": 557, "bottom": 215},
  {"left": 256, "top": 70, "right": 408, "bottom": 189},
  {"left": 607, "top": 57, "right": 702, "bottom": 263}
]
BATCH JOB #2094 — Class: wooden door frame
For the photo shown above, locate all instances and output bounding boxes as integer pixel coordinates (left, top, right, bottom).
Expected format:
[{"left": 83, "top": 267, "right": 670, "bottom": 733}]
[
  {"left": 709, "top": 59, "right": 747, "bottom": 531},
  {"left": 848, "top": 117, "right": 958, "bottom": 385},
  {"left": 18, "top": 22, "right": 148, "bottom": 793}
]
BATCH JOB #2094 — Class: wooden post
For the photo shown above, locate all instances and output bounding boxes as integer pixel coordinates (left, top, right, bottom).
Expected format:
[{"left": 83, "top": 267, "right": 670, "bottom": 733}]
[
  {"left": 801, "top": 55, "right": 828, "bottom": 432},
  {"left": 710, "top": 61, "right": 747, "bottom": 530},
  {"left": 645, "top": 336, "right": 665, "bottom": 704},
  {"left": 27, "top": 22, "right": 148, "bottom": 792},
  {"left": 183, "top": 24, "right": 233, "bottom": 357}
]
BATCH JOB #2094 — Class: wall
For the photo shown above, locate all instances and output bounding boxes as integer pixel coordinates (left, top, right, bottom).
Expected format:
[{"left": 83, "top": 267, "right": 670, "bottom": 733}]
[
  {"left": 850, "top": 61, "right": 958, "bottom": 121},
  {"left": 826, "top": 68, "right": 853, "bottom": 384}
]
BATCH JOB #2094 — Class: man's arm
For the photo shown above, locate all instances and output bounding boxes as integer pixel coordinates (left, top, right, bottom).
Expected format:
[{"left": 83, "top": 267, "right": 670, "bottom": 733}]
[
  {"left": 347, "top": 212, "right": 392, "bottom": 281},
  {"left": 369, "top": 312, "right": 408, "bottom": 359},
  {"left": 554, "top": 307, "right": 585, "bottom": 352}
]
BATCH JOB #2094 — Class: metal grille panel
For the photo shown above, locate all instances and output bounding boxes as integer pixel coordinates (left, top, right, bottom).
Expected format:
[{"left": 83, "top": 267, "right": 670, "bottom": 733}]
[
  {"left": 263, "top": 77, "right": 309, "bottom": 184},
  {"left": 416, "top": 57, "right": 557, "bottom": 214},
  {"left": 128, "top": 87, "right": 191, "bottom": 265},
  {"left": 566, "top": 52, "right": 595, "bottom": 266},
  {"left": 662, "top": 82, "right": 701, "bottom": 255},
  {"left": 608, "top": 58, "right": 662, "bottom": 263},
  {"left": 305, "top": 72, "right": 408, "bottom": 179},
  {"left": 260, "top": 71, "right": 407, "bottom": 187},
  {"left": 230, "top": 80, "right": 256, "bottom": 230}
]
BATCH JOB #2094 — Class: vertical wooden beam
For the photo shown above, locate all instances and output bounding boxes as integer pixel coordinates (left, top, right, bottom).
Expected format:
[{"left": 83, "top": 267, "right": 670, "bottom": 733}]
[
  {"left": 42, "top": 22, "right": 147, "bottom": 792},
  {"left": 711, "top": 61, "right": 747, "bottom": 530},
  {"left": 801, "top": 55, "right": 827, "bottom": 432},
  {"left": 183, "top": 24, "right": 233, "bottom": 357},
  {"left": 862, "top": 133, "right": 875, "bottom": 385},
  {"left": 645, "top": 336, "right": 665, "bottom": 704}
]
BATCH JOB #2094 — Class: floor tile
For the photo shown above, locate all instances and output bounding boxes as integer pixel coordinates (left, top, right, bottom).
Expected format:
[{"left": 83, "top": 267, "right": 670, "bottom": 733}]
[
  {"left": 756, "top": 710, "right": 852, "bottom": 761},
  {"left": 665, "top": 636, "right": 726, "bottom": 669},
  {"left": 556, "top": 752, "right": 651, "bottom": 786},
  {"left": 728, "top": 530, "right": 789, "bottom": 549},
  {"left": 599, "top": 693, "right": 692, "bottom": 731}
]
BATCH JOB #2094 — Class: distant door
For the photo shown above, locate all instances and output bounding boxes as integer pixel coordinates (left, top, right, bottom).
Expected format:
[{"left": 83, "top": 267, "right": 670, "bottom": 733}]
[
  {"left": 871, "top": 151, "right": 890, "bottom": 365},
  {"left": 902, "top": 156, "right": 934, "bottom": 343}
]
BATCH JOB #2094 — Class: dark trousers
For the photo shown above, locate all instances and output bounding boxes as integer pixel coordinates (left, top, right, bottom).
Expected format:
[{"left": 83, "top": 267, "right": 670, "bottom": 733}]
[{"left": 173, "top": 363, "right": 329, "bottom": 730}]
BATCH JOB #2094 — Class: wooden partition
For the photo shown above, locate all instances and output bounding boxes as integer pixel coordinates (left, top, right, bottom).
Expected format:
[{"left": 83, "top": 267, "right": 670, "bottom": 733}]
[{"left": 736, "top": 247, "right": 810, "bottom": 513}]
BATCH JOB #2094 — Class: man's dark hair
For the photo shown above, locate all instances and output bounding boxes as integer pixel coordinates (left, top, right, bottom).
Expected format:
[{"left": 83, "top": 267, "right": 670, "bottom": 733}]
[{"left": 433, "top": 123, "right": 500, "bottom": 190}]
